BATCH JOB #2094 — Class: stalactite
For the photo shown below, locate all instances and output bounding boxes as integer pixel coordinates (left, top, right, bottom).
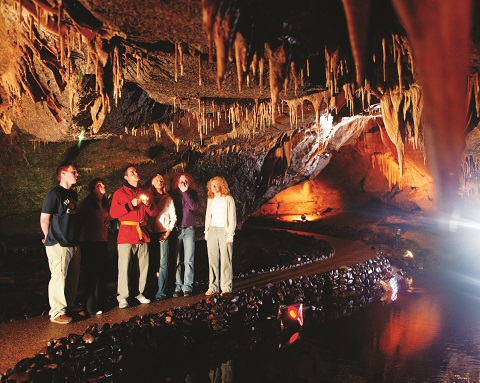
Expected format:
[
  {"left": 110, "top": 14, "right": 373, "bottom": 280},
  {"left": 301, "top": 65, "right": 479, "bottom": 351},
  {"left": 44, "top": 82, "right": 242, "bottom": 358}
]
[
  {"left": 153, "top": 122, "right": 162, "bottom": 141},
  {"left": 402, "top": 84, "right": 423, "bottom": 150},
  {"left": 267, "top": 43, "right": 288, "bottom": 124},
  {"left": 201, "top": 0, "right": 220, "bottom": 62},
  {"left": 0, "top": 114, "right": 13, "bottom": 134},
  {"left": 468, "top": 73, "right": 480, "bottom": 117},
  {"left": 234, "top": 32, "right": 247, "bottom": 92},
  {"left": 174, "top": 42, "right": 178, "bottom": 82},
  {"left": 308, "top": 91, "right": 329, "bottom": 128},
  {"left": 325, "top": 48, "right": 341, "bottom": 97},
  {"left": 290, "top": 62, "right": 299, "bottom": 96},
  {"left": 178, "top": 42, "right": 184, "bottom": 76},
  {"left": 380, "top": 87, "right": 405, "bottom": 175},
  {"left": 343, "top": 83, "right": 355, "bottom": 115},
  {"left": 286, "top": 99, "right": 300, "bottom": 128},
  {"left": 382, "top": 38, "right": 387, "bottom": 82},
  {"left": 341, "top": 0, "right": 371, "bottom": 86},
  {"left": 259, "top": 56, "right": 264, "bottom": 89},
  {"left": 90, "top": 97, "right": 105, "bottom": 134},
  {"left": 198, "top": 54, "right": 202, "bottom": 86},
  {"left": 1, "top": 70, "right": 22, "bottom": 105},
  {"left": 112, "top": 45, "right": 124, "bottom": 106},
  {"left": 371, "top": 152, "right": 401, "bottom": 191}
]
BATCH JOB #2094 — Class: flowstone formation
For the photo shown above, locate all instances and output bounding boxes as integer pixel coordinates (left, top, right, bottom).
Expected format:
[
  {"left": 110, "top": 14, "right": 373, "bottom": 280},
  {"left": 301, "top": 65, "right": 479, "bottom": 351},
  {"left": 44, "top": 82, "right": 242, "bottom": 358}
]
[{"left": 0, "top": 0, "right": 479, "bottom": 225}]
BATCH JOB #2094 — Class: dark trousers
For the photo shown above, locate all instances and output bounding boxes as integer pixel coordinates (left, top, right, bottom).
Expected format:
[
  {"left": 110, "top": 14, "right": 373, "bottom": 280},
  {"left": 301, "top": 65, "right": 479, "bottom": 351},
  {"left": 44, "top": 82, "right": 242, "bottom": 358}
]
[{"left": 79, "top": 241, "right": 108, "bottom": 314}]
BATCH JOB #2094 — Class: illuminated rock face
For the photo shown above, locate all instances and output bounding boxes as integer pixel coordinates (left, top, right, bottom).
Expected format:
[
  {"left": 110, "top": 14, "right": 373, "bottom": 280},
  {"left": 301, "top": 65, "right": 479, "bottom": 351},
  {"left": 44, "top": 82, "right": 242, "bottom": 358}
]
[{"left": 0, "top": 0, "right": 478, "bottom": 225}]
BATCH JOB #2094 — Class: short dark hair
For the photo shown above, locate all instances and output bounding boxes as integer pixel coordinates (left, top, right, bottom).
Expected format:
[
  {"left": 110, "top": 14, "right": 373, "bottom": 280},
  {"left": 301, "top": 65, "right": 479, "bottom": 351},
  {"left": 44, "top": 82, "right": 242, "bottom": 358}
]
[
  {"left": 123, "top": 165, "right": 135, "bottom": 177},
  {"left": 56, "top": 162, "right": 77, "bottom": 181},
  {"left": 88, "top": 178, "right": 104, "bottom": 193}
]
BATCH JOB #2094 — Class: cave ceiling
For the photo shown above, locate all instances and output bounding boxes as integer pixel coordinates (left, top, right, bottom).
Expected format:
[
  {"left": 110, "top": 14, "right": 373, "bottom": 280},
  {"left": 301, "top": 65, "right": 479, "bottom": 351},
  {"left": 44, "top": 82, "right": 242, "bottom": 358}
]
[{"left": 0, "top": 0, "right": 479, "bottom": 216}]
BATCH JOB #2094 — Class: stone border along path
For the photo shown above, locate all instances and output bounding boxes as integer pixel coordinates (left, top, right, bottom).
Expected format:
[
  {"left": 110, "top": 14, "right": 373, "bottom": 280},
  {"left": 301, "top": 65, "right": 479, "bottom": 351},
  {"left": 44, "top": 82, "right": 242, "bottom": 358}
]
[{"left": 0, "top": 231, "right": 377, "bottom": 378}]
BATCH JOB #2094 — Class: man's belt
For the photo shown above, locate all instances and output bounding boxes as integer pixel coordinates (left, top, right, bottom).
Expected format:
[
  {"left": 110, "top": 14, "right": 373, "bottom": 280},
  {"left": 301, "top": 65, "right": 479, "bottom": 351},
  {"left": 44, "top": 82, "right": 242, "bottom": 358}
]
[{"left": 121, "top": 221, "right": 143, "bottom": 240}]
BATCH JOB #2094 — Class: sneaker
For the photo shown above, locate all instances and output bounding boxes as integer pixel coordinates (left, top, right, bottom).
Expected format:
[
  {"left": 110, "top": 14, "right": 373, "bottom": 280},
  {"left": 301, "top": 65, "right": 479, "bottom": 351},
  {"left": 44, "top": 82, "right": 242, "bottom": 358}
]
[
  {"left": 173, "top": 290, "right": 182, "bottom": 298},
  {"left": 184, "top": 291, "right": 192, "bottom": 297},
  {"left": 119, "top": 299, "right": 129, "bottom": 309},
  {"left": 136, "top": 294, "right": 151, "bottom": 304},
  {"left": 156, "top": 296, "right": 167, "bottom": 301},
  {"left": 95, "top": 310, "right": 103, "bottom": 315},
  {"left": 50, "top": 314, "right": 72, "bottom": 324},
  {"left": 205, "top": 289, "right": 214, "bottom": 296}
]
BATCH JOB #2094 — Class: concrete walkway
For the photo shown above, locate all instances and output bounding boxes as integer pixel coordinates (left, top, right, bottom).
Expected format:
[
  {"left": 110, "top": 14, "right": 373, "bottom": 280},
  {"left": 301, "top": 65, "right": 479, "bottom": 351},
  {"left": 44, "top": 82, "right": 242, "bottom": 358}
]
[{"left": 0, "top": 230, "right": 381, "bottom": 375}]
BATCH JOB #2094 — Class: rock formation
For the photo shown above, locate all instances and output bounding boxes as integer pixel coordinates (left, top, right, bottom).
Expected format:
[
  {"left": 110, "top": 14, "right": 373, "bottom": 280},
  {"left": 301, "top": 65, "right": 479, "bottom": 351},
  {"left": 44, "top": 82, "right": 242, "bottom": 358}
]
[{"left": 0, "top": 0, "right": 479, "bottom": 230}]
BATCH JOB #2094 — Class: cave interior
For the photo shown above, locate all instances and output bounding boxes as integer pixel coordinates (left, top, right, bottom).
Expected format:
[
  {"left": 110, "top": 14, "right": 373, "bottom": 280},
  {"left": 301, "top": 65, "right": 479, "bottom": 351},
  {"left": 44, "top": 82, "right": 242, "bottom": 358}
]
[{"left": 0, "top": 0, "right": 480, "bottom": 240}]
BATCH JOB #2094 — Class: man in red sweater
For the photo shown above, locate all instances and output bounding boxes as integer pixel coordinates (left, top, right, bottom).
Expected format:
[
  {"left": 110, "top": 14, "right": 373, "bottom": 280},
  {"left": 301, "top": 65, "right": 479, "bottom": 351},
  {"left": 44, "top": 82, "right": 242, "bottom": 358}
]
[{"left": 110, "top": 166, "right": 157, "bottom": 308}]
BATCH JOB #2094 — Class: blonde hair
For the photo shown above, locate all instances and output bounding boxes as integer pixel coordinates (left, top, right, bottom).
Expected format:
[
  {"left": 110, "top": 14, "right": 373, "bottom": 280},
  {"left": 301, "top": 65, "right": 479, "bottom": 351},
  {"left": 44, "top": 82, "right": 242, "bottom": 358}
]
[{"left": 206, "top": 176, "right": 231, "bottom": 199}]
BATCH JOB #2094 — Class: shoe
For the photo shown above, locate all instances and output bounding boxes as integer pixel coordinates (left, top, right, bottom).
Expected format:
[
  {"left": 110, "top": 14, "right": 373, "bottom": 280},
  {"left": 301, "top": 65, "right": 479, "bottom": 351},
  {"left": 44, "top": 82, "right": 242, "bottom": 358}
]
[
  {"left": 95, "top": 310, "right": 103, "bottom": 315},
  {"left": 184, "top": 291, "right": 192, "bottom": 297},
  {"left": 156, "top": 296, "right": 167, "bottom": 301},
  {"left": 221, "top": 291, "right": 231, "bottom": 296},
  {"left": 119, "top": 299, "right": 129, "bottom": 309},
  {"left": 136, "top": 294, "right": 151, "bottom": 304},
  {"left": 205, "top": 289, "right": 214, "bottom": 296},
  {"left": 173, "top": 290, "right": 182, "bottom": 298},
  {"left": 50, "top": 314, "right": 72, "bottom": 324}
]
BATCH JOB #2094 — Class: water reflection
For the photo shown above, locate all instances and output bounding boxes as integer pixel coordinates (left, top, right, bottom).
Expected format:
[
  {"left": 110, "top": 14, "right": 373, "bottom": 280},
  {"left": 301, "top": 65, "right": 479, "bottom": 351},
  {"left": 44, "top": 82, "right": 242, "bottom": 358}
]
[
  {"left": 116, "top": 264, "right": 480, "bottom": 383},
  {"left": 377, "top": 295, "right": 441, "bottom": 360}
]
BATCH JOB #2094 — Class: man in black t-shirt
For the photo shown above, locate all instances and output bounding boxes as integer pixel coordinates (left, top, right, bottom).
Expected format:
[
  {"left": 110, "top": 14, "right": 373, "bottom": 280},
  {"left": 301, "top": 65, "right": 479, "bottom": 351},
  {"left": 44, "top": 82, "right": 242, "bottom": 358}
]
[{"left": 40, "top": 163, "right": 81, "bottom": 324}]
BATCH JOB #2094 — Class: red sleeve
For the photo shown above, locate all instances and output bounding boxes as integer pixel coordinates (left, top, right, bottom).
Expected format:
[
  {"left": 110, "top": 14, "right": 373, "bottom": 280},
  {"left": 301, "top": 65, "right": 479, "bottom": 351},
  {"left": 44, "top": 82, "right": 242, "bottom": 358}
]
[{"left": 109, "top": 188, "right": 133, "bottom": 219}]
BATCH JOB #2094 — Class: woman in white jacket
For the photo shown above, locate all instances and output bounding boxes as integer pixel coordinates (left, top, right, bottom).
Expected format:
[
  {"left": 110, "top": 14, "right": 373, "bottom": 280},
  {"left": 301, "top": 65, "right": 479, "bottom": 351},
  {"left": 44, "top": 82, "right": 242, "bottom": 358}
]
[
  {"left": 204, "top": 176, "right": 237, "bottom": 295},
  {"left": 151, "top": 174, "right": 176, "bottom": 300}
]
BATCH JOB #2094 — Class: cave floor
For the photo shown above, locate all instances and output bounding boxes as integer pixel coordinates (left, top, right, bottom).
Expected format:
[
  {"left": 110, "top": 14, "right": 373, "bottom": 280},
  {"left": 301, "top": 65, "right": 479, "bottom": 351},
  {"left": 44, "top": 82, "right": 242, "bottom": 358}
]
[{"left": 0, "top": 207, "right": 443, "bottom": 375}]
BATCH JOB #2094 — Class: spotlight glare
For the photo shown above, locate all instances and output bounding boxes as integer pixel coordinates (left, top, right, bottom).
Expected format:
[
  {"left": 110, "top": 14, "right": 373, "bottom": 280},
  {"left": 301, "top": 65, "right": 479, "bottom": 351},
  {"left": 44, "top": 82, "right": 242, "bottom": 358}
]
[{"left": 404, "top": 250, "right": 414, "bottom": 258}]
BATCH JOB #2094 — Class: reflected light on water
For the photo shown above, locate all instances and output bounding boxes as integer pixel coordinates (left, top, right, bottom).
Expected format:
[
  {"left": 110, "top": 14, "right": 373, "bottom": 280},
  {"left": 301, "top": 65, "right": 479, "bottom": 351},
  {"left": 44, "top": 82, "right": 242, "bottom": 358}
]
[
  {"left": 378, "top": 296, "right": 441, "bottom": 360},
  {"left": 275, "top": 214, "right": 322, "bottom": 222}
]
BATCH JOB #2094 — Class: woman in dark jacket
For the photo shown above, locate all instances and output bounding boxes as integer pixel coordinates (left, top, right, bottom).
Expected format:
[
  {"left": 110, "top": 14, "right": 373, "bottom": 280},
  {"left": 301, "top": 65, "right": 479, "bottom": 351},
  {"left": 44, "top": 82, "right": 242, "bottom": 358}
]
[{"left": 77, "top": 178, "right": 110, "bottom": 315}]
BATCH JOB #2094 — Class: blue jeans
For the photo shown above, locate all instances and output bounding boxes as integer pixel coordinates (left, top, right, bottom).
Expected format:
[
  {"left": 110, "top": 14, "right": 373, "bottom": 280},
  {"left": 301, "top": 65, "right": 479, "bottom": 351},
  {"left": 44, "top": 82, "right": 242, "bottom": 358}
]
[
  {"left": 175, "top": 226, "right": 195, "bottom": 293},
  {"left": 155, "top": 238, "right": 169, "bottom": 299}
]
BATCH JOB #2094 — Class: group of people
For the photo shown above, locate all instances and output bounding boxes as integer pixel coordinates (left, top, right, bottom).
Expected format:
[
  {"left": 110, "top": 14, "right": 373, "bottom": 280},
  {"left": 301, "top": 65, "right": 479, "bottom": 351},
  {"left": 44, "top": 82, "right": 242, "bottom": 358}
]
[{"left": 40, "top": 162, "right": 237, "bottom": 325}]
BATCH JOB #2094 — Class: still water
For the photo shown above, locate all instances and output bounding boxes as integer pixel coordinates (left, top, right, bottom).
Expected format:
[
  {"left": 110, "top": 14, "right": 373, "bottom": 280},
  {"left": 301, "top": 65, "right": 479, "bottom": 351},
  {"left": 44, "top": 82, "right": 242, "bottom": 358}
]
[{"left": 116, "top": 259, "right": 480, "bottom": 383}]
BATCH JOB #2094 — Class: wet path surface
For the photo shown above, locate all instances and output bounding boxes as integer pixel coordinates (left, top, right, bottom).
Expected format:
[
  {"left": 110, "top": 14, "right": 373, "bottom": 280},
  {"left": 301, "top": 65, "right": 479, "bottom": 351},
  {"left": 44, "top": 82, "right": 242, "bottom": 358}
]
[{"left": 0, "top": 232, "right": 377, "bottom": 375}]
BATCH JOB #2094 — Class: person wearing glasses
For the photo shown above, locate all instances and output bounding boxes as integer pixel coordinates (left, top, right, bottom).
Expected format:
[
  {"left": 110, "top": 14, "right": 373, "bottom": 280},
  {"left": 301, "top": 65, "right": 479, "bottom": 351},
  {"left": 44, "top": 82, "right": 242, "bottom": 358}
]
[
  {"left": 149, "top": 174, "right": 176, "bottom": 300},
  {"left": 204, "top": 176, "right": 237, "bottom": 296},
  {"left": 40, "top": 162, "right": 81, "bottom": 324},
  {"left": 110, "top": 166, "right": 157, "bottom": 309},
  {"left": 170, "top": 173, "right": 198, "bottom": 297}
]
